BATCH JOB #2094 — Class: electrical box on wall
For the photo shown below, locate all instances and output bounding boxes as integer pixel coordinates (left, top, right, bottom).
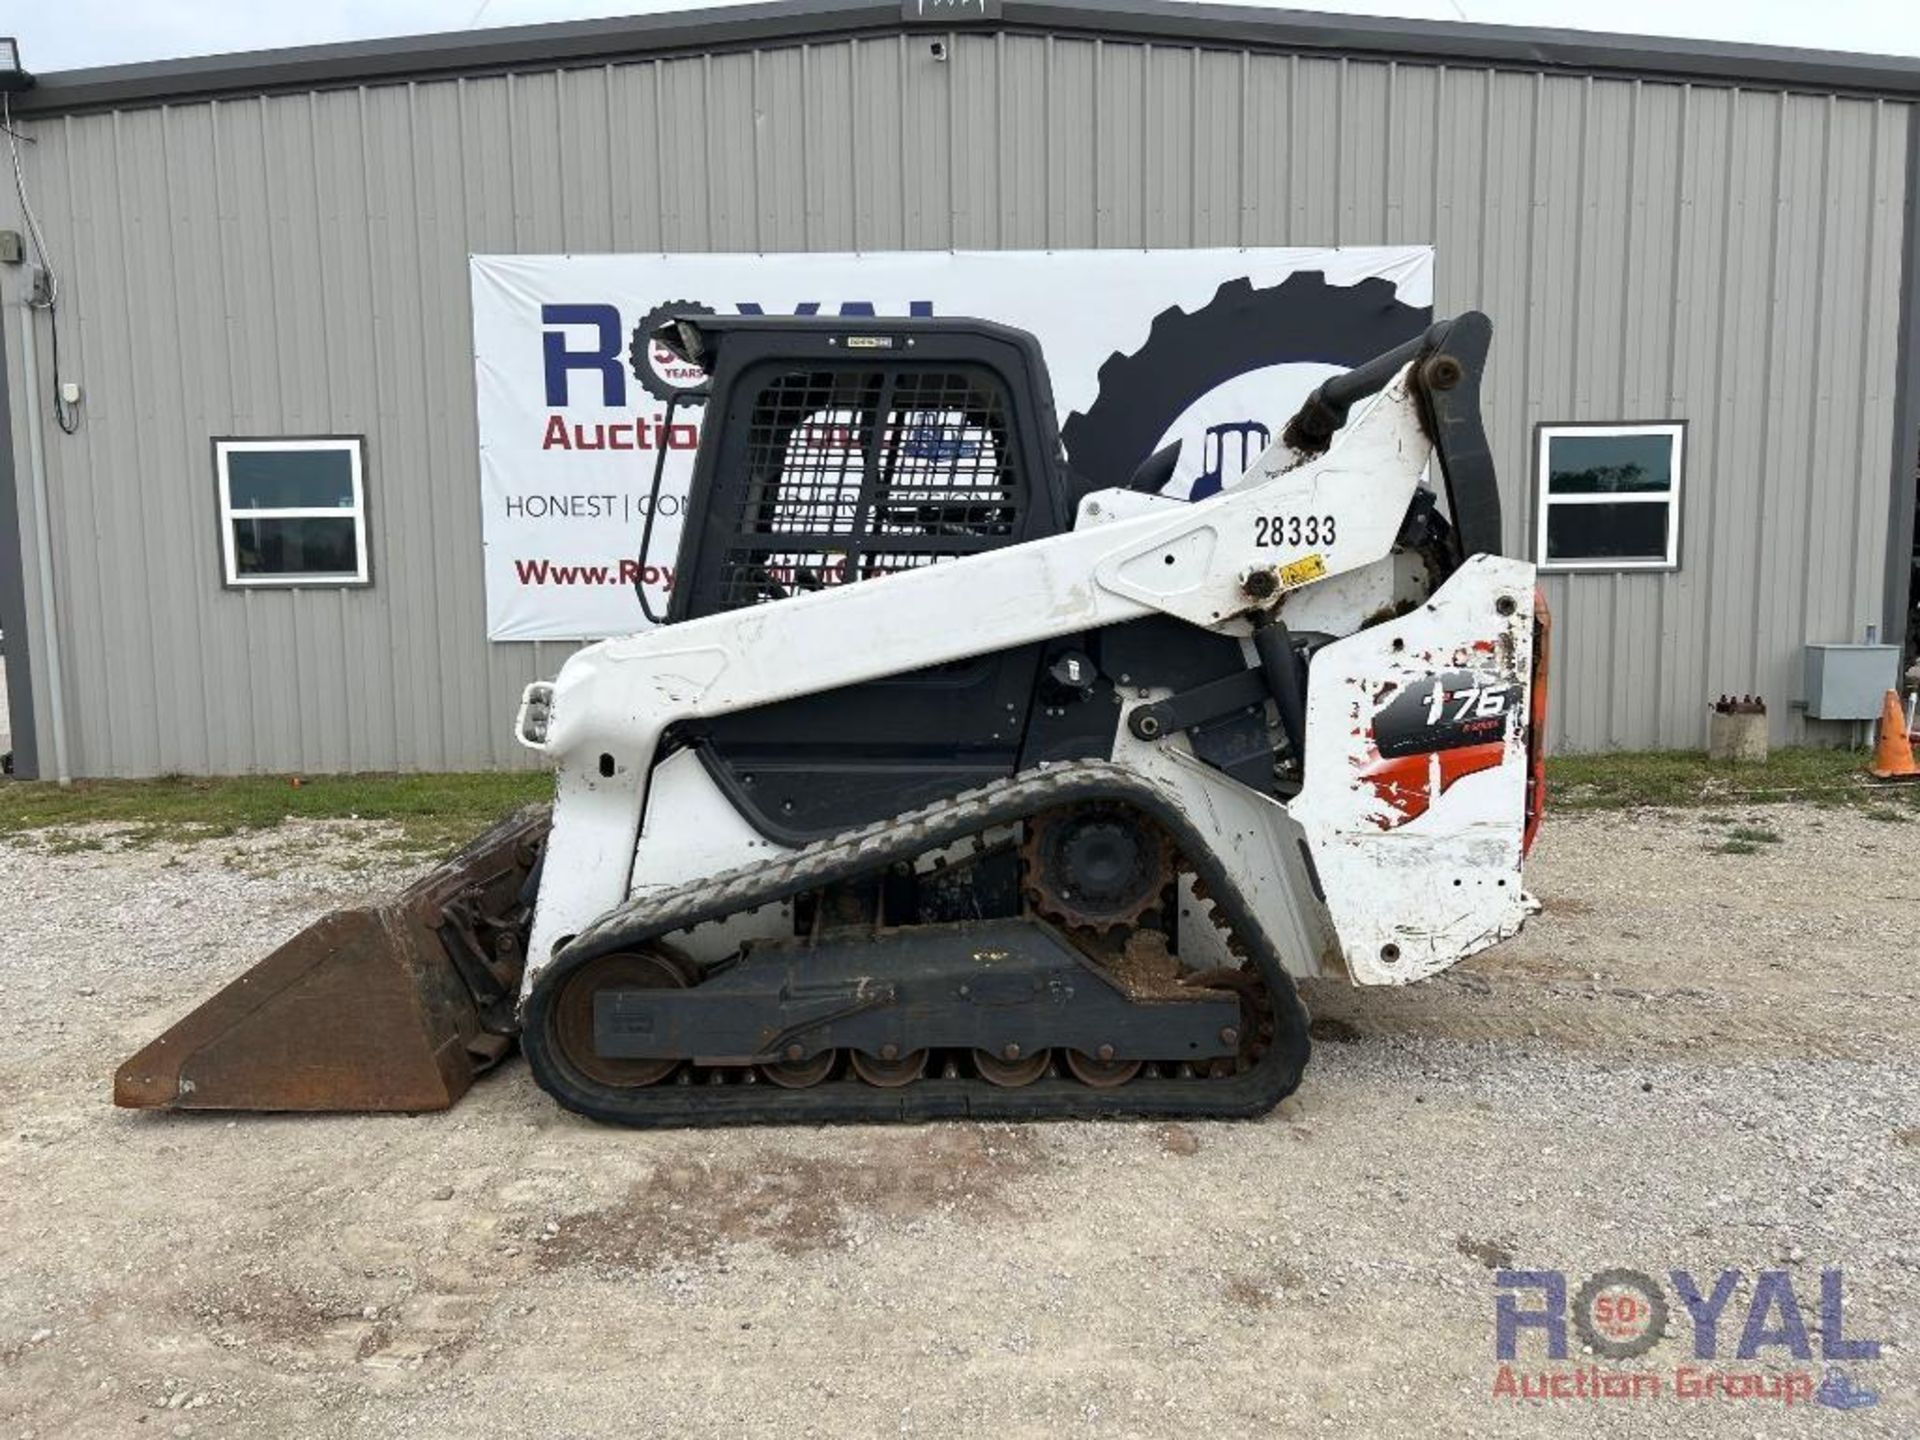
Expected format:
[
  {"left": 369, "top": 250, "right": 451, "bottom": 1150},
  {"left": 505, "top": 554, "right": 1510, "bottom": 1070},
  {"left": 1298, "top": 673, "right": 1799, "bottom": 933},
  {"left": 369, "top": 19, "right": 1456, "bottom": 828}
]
[
  {"left": 0, "top": 230, "right": 23, "bottom": 264},
  {"left": 1803, "top": 643, "right": 1900, "bottom": 719}
]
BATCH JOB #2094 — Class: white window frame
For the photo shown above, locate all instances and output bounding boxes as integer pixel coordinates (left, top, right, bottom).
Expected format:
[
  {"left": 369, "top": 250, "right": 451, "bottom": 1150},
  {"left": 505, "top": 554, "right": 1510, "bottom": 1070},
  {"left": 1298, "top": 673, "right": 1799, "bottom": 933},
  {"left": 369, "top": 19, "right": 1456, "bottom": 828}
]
[
  {"left": 214, "top": 437, "right": 370, "bottom": 588},
  {"left": 1534, "top": 421, "right": 1684, "bottom": 573}
]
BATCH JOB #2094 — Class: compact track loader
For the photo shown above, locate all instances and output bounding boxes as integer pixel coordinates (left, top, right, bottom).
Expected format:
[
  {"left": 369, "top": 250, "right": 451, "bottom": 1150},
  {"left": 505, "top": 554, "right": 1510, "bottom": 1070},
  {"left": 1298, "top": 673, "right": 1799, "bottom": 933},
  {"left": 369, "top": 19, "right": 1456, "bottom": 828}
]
[{"left": 117, "top": 297, "right": 1548, "bottom": 1127}]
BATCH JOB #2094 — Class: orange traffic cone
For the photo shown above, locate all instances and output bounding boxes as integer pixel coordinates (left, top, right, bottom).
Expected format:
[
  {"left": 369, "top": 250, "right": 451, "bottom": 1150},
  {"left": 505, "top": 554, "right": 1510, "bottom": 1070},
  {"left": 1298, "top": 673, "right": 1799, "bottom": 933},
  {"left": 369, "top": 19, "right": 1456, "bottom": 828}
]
[{"left": 1870, "top": 690, "right": 1920, "bottom": 780}]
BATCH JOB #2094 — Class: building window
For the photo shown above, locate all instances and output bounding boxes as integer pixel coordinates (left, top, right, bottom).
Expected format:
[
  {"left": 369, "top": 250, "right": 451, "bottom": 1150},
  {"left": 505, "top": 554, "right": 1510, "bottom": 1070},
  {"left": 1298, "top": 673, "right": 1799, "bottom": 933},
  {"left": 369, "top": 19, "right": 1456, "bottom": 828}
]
[
  {"left": 1534, "top": 422, "right": 1683, "bottom": 571},
  {"left": 214, "top": 438, "right": 370, "bottom": 587}
]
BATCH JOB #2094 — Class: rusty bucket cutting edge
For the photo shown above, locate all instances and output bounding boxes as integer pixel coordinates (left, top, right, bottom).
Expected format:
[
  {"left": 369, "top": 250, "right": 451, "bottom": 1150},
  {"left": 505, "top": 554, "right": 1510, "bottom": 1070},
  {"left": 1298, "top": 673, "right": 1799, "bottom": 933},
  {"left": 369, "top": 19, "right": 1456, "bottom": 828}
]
[{"left": 113, "top": 804, "right": 550, "bottom": 1114}]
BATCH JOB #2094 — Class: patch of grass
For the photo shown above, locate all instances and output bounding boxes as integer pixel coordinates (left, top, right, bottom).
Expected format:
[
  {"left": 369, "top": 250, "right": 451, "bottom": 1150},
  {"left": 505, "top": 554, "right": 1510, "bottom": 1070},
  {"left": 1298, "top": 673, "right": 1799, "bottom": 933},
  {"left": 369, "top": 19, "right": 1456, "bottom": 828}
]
[
  {"left": 0, "top": 770, "right": 550, "bottom": 857},
  {"left": 1725, "top": 825, "right": 1783, "bottom": 845},
  {"left": 1547, "top": 748, "right": 1895, "bottom": 813},
  {"left": 1714, "top": 839, "right": 1762, "bottom": 856},
  {"left": 1864, "top": 806, "right": 1910, "bottom": 824},
  {"left": 41, "top": 833, "right": 106, "bottom": 855},
  {"left": 0, "top": 746, "right": 1899, "bottom": 853}
]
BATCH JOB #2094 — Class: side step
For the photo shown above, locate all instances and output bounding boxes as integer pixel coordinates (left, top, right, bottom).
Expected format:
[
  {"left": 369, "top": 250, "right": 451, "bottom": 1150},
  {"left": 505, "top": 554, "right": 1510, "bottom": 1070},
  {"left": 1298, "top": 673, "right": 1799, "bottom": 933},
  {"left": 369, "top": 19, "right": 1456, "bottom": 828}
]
[{"left": 113, "top": 805, "right": 548, "bottom": 1113}]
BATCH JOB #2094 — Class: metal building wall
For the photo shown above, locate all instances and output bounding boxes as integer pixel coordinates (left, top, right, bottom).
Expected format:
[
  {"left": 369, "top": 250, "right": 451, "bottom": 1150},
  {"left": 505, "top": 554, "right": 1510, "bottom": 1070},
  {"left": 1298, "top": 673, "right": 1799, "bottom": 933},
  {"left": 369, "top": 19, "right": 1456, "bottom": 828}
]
[{"left": 1, "top": 32, "right": 1911, "bottom": 773}]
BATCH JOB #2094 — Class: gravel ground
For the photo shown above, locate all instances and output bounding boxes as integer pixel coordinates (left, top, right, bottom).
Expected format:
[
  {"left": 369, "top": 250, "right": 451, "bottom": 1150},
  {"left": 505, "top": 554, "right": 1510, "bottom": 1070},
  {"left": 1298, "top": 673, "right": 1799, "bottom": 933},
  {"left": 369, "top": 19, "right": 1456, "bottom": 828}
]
[{"left": 0, "top": 804, "right": 1915, "bottom": 1437}]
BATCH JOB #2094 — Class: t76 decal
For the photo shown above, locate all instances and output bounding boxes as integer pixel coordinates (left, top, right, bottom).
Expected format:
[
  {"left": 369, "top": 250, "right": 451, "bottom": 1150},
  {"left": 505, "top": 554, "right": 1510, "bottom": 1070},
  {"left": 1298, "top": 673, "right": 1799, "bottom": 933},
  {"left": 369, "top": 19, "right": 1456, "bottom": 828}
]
[{"left": 1361, "top": 670, "right": 1522, "bottom": 828}]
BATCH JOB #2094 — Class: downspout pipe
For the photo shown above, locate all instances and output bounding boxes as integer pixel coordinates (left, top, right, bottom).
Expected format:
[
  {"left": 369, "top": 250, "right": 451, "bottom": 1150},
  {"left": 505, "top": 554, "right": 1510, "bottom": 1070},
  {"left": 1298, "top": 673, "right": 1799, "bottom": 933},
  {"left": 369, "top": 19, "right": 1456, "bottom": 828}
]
[{"left": 18, "top": 285, "right": 70, "bottom": 785}]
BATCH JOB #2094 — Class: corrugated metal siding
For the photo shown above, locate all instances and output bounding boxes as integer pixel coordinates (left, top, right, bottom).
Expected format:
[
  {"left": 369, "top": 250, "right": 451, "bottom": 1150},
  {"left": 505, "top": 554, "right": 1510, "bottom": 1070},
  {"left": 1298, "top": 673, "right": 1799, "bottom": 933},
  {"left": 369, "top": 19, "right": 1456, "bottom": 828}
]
[{"left": 1, "top": 34, "right": 1910, "bottom": 773}]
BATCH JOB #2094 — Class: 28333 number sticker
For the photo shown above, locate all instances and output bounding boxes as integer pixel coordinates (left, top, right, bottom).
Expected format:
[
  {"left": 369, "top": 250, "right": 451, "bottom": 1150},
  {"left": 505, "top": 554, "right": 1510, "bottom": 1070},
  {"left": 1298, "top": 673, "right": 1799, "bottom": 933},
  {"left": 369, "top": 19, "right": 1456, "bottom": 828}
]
[{"left": 1254, "top": 514, "right": 1337, "bottom": 547}]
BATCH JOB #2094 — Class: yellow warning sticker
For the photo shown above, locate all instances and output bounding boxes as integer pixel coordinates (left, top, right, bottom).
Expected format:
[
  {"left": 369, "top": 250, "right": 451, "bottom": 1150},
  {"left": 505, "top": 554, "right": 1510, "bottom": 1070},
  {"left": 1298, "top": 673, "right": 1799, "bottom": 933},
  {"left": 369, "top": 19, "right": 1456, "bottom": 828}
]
[{"left": 1278, "top": 553, "right": 1328, "bottom": 589}]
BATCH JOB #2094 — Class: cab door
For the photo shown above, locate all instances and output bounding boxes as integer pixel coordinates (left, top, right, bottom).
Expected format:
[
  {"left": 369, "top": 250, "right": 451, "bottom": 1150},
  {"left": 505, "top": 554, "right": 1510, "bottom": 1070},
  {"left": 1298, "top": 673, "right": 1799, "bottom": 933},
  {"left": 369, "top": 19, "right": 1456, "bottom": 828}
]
[{"left": 676, "top": 356, "right": 1058, "bottom": 843}]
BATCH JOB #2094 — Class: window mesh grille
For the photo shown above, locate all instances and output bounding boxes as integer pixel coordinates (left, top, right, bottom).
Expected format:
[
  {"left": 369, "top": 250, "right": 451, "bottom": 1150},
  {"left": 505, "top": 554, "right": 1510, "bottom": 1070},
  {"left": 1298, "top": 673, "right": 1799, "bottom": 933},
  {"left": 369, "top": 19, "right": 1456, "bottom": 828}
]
[{"left": 715, "top": 367, "right": 1021, "bottom": 610}]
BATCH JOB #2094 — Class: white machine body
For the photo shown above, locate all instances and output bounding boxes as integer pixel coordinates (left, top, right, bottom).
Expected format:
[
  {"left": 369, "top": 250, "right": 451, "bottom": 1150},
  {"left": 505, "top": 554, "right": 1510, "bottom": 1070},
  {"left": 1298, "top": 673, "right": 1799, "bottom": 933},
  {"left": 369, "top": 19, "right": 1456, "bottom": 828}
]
[{"left": 515, "top": 362, "right": 1543, "bottom": 1001}]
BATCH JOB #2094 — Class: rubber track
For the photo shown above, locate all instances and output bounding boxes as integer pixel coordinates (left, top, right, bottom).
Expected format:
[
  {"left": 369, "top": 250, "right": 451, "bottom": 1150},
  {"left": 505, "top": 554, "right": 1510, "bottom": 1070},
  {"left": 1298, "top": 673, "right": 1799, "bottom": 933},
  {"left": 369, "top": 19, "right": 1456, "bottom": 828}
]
[{"left": 522, "top": 759, "right": 1311, "bottom": 1127}]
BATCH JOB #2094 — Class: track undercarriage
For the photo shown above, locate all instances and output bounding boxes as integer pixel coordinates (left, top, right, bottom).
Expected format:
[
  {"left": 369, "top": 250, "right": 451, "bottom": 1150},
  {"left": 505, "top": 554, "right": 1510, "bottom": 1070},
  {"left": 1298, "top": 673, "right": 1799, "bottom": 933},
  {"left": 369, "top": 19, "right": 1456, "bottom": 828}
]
[{"left": 521, "top": 760, "right": 1310, "bottom": 1126}]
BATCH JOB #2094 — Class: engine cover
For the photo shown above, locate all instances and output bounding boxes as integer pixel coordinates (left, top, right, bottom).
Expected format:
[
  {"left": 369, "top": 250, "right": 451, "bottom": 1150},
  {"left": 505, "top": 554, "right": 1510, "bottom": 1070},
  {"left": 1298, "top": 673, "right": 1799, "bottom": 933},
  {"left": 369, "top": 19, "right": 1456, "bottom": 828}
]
[{"left": 1291, "top": 553, "right": 1541, "bottom": 985}]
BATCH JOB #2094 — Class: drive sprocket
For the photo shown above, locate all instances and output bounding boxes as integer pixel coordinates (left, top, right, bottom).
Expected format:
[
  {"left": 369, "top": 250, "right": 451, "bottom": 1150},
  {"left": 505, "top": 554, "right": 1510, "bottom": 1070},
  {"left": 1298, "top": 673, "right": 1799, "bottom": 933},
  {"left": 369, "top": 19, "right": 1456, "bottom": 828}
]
[{"left": 1020, "top": 802, "right": 1175, "bottom": 934}]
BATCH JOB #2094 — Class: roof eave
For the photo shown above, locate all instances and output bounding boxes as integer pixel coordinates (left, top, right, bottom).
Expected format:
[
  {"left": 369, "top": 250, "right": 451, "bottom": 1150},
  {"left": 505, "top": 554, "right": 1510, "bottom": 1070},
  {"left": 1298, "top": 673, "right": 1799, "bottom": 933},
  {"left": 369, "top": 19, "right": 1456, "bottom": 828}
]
[{"left": 13, "top": 0, "right": 1920, "bottom": 117}]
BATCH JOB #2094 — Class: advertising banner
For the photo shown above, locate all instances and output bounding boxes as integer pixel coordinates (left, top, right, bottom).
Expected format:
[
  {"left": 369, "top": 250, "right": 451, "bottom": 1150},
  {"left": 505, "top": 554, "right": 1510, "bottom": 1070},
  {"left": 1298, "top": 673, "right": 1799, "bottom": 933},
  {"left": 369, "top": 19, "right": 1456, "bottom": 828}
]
[{"left": 471, "top": 247, "right": 1432, "bottom": 640}]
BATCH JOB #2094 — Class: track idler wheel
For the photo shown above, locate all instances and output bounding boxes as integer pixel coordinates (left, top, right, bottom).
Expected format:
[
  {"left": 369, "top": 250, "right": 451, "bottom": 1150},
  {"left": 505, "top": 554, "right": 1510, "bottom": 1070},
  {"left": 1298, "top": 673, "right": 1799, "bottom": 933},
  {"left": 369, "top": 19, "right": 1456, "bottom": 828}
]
[
  {"left": 973, "top": 1047, "right": 1051, "bottom": 1087},
  {"left": 548, "top": 947, "right": 695, "bottom": 1088},
  {"left": 1183, "top": 967, "right": 1272, "bottom": 1073},
  {"left": 1064, "top": 1049, "right": 1143, "bottom": 1088},
  {"left": 849, "top": 1048, "right": 930, "bottom": 1087}
]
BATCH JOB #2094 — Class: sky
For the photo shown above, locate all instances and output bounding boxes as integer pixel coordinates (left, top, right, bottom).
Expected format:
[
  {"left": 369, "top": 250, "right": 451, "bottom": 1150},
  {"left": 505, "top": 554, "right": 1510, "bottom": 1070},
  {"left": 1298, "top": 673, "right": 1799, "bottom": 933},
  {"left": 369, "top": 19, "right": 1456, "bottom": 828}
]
[{"left": 10, "top": 0, "right": 1920, "bottom": 75}]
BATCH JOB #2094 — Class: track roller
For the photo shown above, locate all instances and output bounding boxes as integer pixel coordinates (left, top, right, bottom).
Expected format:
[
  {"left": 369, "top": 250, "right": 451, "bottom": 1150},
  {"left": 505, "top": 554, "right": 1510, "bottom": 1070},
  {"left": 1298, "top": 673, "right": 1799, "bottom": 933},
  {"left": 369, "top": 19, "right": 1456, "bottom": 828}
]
[
  {"left": 850, "top": 1049, "right": 930, "bottom": 1087},
  {"left": 1064, "top": 1049, "right": 1144, "bottom": 1088},
  {"left": 973, "top": 1047, "right": 1052, "bottom": 1087},
  {"left": 760, "top": 1050, "right": 837, "bottom": 1088}
]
